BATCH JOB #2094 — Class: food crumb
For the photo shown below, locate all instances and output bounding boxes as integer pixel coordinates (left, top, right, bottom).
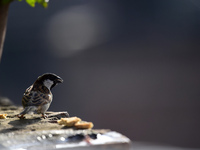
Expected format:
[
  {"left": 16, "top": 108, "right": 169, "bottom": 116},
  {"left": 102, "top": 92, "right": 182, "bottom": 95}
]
[
  {"left": 57, "top": 117, "right": 94, "bottom": 129},
  {"left": 0, "top": 114, "right": 7, "bottom": 119},
  {"left": 75, "top": 121, "right": 94, "bottom": 129},
  {"left": 57, "top": 117, "right": 81, "bottom": 127}
]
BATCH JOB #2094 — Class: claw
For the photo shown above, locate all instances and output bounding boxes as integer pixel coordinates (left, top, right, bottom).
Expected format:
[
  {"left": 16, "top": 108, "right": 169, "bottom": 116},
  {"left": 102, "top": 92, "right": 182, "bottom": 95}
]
[
  {"left": 17, "top": 114, "right": 25, "bottom": 119},
  {"left": 42, "top": 114, "right": 48, "bottom": 119}
]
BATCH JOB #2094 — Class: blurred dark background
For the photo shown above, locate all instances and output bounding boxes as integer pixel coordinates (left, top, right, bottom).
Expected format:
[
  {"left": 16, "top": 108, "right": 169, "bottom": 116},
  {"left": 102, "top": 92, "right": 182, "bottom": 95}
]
[{"left": 0, "top": 0, "right": 200, "bottom": 148}]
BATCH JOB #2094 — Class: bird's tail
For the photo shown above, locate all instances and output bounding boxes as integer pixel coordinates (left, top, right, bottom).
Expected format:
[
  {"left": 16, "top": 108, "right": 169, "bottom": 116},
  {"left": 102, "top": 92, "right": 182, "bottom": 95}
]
[{"left": 20, "top": 106, "right": 37, "bottom": 115}]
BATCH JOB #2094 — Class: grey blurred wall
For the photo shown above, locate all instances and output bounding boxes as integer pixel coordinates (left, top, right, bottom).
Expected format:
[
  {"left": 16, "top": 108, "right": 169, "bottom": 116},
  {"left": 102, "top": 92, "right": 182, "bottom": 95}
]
[{"left": 0, "top": 0, "right": 200, "bottom": 148}]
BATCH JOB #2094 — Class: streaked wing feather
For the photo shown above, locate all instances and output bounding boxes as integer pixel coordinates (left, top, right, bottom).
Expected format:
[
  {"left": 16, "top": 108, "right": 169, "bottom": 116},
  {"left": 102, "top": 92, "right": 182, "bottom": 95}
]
[
  {"left": 22, "top": 85, "right": 33, "bottom": 107},
  {"left": 29, "top": 93, "right": 50, "bottom": 106},
  {"left": 22, "top": 85, "right": 51, "bottom": 107}
]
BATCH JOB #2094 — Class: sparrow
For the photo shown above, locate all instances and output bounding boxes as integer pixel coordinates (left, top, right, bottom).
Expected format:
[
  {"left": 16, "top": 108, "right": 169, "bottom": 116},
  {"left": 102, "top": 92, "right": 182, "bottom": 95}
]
[{"left": 17, "top": 73, "right": 63, "bottom": 119}]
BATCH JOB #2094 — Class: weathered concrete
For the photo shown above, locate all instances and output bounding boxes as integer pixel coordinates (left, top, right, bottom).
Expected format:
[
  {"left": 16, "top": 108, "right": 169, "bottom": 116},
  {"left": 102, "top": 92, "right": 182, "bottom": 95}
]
[{"left": 0, "top": 105, "right": 130, "bottom": 149}]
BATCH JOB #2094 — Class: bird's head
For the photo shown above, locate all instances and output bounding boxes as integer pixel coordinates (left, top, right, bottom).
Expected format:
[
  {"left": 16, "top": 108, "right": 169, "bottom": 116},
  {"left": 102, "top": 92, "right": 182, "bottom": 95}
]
[{"left": 35, "top": 73, "right": 63, "bottom": 90}]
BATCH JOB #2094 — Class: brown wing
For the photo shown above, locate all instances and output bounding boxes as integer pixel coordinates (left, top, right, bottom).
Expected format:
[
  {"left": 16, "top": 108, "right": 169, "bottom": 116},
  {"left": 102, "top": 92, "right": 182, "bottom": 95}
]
[
  {"left": 22, "top": 85, "right": 52, "bottom": 107},
  {"left": 22, "top": 85, "right": 33, "bottom": 107},
  {"left": 30, "top": 93, "right": 52, "bottom": 106}
]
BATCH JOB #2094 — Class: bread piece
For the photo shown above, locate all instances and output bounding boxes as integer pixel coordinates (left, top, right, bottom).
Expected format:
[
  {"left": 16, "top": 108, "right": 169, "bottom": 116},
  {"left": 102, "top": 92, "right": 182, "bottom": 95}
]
[
  {"left": 0, "top": 114, "right": 7, "bottom": 119},
  {"left": 57, "top": 117, "right": 81, "bottom": 127},
  {"left": 74, "top": 121, "right": 94, "bottom": 129}
]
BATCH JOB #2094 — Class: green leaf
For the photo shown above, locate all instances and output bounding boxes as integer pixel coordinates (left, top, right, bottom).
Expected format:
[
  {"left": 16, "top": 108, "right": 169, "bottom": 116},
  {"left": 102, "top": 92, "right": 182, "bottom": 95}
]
[
  {"left": 14, "top": 0, "right": 48, "bottom": 8},
  {"left": 36, "top": 0, "right": 48, "bottom": 8},
  {"left": 25, "top": 0, "right": 36, "bottom": 7}
]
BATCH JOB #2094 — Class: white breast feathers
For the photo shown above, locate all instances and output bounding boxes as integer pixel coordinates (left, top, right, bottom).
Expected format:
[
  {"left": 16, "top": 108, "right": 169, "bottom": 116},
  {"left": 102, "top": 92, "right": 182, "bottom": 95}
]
[{"left": 43, "top": 79, "right": 54, "bottom": 90}]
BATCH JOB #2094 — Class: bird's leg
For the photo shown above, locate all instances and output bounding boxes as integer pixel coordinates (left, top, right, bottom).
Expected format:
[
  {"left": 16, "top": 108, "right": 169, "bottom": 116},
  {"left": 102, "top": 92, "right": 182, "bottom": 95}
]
[
  {"left": 42, "top": 113, "right": 48, "bottom": 119},
  {"left": 16, "top": 114, "right": 25, "bottom": 119}
]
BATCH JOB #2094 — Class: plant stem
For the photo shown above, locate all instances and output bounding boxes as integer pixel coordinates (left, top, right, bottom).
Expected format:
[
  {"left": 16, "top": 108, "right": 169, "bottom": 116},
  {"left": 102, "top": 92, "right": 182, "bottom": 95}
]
[{"left": 0, "top": 2, "right": 10, "bottom": 62}]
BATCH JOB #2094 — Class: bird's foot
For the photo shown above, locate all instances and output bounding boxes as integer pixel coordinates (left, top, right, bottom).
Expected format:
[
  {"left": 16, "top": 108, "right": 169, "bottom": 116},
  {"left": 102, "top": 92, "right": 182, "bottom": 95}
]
[
  {"left": 42, "top": 114, "right": 48, "bottom": 119},
  {"left": 16, "top": 114, "right": 25, "bottom": 119}
]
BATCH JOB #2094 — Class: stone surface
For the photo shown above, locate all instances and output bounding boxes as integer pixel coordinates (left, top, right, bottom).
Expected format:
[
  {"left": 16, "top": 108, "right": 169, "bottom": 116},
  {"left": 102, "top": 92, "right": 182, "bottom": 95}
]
[
  {"left": 0, "top": 106, "right": 69, "bottom": 133},
  {"left": 0, "top": 106, "right": 130, "bottom": 149}
]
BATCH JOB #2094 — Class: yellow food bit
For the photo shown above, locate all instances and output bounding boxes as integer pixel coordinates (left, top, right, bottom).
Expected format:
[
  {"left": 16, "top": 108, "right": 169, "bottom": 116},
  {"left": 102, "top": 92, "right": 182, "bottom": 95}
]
[
  {"left": 57, "top": 117, "right": 81, "bottom": 127},
  {"left": 74, "top": 121, "right": 94, "bottom": 129},
  {"left": 0, "top": 114, "right": 7, "bottom": 119}
]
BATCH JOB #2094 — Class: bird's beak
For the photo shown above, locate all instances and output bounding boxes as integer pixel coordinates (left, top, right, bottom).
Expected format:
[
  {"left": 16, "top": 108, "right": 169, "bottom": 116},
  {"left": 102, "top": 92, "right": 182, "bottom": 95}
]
[{"left": 56, "top": 78, "right": 63, "bottom": 83}]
